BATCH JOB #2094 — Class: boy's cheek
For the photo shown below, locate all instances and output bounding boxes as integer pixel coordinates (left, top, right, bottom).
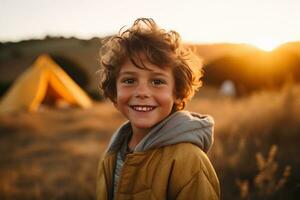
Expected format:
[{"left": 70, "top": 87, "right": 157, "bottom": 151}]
[{"left": 116, "top": 90, "right": 131, "bottom": 102}]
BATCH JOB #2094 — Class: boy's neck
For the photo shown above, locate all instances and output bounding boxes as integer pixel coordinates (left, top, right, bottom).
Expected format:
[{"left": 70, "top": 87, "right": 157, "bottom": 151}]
[{"left": 128, "top": 127, "right": 151, "bottom": 150}]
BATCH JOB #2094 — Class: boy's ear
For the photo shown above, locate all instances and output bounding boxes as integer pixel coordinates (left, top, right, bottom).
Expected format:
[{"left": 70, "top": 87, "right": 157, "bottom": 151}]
[{"left": 174, "top": 98, "right": 183, "bottom": 110}]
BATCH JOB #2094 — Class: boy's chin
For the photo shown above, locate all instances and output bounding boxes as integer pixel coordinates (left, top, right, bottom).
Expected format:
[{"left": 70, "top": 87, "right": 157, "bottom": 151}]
[
  {"left": 133, "top": 123, "right": 154, "bottom": 129},
  {"left": 131, "top": 121, "right": 156, "bottom": 130}
]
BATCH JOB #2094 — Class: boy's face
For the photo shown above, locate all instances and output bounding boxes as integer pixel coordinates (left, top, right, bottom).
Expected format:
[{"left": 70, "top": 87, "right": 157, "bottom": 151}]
[{"left": 115, "top": 57, "right": 176, "bottom": 134}]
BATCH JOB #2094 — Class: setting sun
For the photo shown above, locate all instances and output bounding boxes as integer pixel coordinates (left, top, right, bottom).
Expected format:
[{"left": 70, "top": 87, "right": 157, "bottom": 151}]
[{"left": 250, "top": 38, "right": 283, "bottom": 52}]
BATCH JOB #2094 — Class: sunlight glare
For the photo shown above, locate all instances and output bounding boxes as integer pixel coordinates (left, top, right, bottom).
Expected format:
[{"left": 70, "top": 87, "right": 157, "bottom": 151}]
[{"left": 250, "top": 38, "right": 282, "bottom": 52}]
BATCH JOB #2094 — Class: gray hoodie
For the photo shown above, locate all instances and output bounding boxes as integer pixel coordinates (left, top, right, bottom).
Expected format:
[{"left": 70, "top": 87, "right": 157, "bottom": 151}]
[{"left": 107, "top": 110, "right": 214, "bottom": 154}]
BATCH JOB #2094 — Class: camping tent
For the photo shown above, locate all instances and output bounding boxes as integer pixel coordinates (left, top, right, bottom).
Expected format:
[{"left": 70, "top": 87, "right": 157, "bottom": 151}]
[{"left": 0, "top": 54, "right": 92, "bottom": 114}]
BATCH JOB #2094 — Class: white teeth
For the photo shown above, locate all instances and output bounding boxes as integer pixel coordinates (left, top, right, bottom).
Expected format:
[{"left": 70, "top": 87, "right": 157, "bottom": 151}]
[{"left": 131, "top": 106, "right": 155, "bottom": 112}]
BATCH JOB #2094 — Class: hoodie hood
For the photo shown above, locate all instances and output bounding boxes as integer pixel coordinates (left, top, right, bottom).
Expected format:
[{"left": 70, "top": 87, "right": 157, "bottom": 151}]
[{"left": 106, "top": 110, "right": 214, "bottom": 154}]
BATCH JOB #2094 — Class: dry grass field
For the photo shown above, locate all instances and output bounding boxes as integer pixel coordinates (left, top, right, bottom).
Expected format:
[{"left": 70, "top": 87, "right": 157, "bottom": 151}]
[{"left": 0, "top": 84, "right": 300, "bottom": 200}]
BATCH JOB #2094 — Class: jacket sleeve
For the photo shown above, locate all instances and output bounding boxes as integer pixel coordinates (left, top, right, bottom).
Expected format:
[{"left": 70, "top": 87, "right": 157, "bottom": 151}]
[{"left": 175, "top": 169, "right": 220, "bottom": 200}]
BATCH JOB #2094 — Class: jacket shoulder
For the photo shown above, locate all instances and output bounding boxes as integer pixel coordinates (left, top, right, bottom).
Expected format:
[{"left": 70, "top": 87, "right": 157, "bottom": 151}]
[
  {"left": 163, "top": 143, "right": 220, "bottom": 198},
  {"left": 166, "top": 143, "right": 210, "bottom": 165}
]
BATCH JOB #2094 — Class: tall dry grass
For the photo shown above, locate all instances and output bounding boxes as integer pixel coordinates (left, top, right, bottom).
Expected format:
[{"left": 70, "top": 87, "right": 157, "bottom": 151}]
[
  {"left": 188, "top": 83, "right": 300, "bottom": 199},
  {"left": 0, "top": 83, "right": 300, "bottom": 199},
  {"left": 0, "top": 102, "right": 123, "bottom": 200}
]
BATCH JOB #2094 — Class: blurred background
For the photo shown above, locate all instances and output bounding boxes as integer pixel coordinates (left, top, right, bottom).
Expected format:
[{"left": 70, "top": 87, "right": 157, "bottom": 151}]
[{"left": 0, "top": 0, "right": 300, "bottom": 199}]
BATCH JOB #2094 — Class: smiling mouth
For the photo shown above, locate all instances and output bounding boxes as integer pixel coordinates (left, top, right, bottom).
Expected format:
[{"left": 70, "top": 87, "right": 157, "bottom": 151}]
[{"left": 130, "top": 105, "right": 156, "bottom": 112}]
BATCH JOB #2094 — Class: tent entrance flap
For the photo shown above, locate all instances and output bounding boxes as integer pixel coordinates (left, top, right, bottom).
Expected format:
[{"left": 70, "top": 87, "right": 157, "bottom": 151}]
[{"left": 41, "top": 82, "right": 71, "bottom": 108}]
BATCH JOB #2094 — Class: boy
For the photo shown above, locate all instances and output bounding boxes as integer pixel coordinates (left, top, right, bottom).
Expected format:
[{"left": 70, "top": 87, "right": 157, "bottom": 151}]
[{"left": 97, "top": 18, "right": 220, "bottom": 200}]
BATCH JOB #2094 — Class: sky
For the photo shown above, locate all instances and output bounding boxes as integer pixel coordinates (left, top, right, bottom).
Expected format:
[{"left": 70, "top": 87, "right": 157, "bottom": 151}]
[{"left": 1, "top": 0, "right": 300, "bottom": 50}]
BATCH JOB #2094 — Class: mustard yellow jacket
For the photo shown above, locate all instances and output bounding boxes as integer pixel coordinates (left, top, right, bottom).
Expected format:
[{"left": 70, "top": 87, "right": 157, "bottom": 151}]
[{"left": 96, "top": 143, "right": 220, "bottom": 200}]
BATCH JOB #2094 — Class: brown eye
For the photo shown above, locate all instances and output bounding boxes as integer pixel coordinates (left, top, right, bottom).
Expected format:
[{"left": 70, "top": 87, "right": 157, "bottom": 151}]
[
  {"left": 151, "top": 79, "right": 166, "bottom": 86},
  {"left": 122, "top": 79, "right": 135, "bottom": 84}
]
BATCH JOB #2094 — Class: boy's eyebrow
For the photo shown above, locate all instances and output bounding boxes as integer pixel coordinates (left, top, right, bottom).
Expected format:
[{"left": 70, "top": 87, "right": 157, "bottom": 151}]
[
  {"left": 118, "top": 71, "right": 137, "bottom": 76},
  {"left": 149, "top": 71, "right": 171, "bottom": 77},
  {"left": 119, "top": 70, "right": 171, "bottom": 77}
]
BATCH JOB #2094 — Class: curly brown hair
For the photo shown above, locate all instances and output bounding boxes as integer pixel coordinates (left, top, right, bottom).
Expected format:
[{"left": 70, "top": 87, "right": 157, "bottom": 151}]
[{"left": 98, "top": 18, "right": 203, "bottom": 110}]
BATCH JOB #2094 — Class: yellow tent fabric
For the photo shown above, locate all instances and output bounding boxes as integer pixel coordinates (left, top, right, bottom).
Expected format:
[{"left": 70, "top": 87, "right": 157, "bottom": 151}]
[{"left": 0, "top": 54, "right": 92, "bottom": 114}]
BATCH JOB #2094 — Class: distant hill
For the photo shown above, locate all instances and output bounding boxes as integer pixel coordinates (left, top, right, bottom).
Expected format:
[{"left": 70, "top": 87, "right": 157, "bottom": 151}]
[
  {"left": 1, "top": 37, "right": 300, "bottom": 97},
  {"left": 195, "top": 42, "right": 300, "bottom": 94},
  {"left": 0, "top": 36, "right": 105, "bottom": 98}
]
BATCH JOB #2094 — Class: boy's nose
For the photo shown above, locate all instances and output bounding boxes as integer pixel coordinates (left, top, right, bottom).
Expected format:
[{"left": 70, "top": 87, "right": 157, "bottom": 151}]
[{"left": 135, "top": 82, "right": 150, "bottom": 99}]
